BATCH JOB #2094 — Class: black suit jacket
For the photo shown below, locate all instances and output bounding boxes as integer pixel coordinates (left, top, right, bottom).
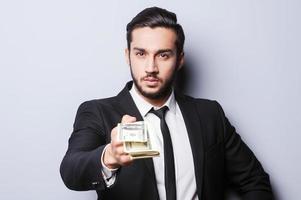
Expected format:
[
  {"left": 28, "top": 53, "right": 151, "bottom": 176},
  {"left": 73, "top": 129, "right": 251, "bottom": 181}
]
[{"left": 60, "top": 81, "right": 274, "bottom": 200}]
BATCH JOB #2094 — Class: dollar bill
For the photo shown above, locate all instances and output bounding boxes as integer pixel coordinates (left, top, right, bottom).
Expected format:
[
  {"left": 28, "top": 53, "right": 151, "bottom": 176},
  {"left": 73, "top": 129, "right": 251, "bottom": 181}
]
[
  {"left": 118, "top": 121, "right": 147, "bottom": 142},
  {"left": 117, "top": 121, "right": 160, "bottom": 159}
]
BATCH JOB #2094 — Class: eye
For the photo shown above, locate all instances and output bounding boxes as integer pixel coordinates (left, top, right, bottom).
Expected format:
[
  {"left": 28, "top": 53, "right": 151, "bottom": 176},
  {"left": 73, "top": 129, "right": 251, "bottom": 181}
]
[
  {"left": 136, "top": 52, "right": 145, "bottom": 57},
  {"left": 159, "top": 53, "right": 169, "bottom": 59}
]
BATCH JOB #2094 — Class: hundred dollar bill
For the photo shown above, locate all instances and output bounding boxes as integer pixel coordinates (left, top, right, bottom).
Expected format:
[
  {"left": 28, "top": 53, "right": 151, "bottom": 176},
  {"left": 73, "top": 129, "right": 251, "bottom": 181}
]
[{"left": 117, "top": 121, "right": 160, "bottom": 159}]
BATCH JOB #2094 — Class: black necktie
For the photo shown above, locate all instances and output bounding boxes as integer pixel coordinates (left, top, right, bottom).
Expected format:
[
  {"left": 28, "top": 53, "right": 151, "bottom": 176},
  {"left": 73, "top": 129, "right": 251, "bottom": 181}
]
[{"left": 150, "top": 106, "right": 177, "bottom": 200}]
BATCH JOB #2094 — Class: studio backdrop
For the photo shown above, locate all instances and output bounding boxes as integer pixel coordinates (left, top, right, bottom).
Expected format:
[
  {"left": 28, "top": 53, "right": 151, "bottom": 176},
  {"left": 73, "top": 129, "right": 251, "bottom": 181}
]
[{"left": 0, "top": 1, "right": 300, "bottom": 200}]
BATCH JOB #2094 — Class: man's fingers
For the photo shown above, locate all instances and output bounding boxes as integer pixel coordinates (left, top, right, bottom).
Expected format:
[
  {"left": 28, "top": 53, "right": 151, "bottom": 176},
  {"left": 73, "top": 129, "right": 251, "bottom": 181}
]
[
  {"left": 111, "top": 127, "right": 121, "bottom": 143},
  {"left": 113, "top": 145, "right": 127, "bottom": 155},
  {"left": 119, "top": 155, "right": 133, "bottom": 166},
  {"left": 111, "top": 127, "right": 118, "bottom": 137},
  {"left": 111, "top": 140, "right": 123, "bottom": 148},
  {"left": 121, "top": 115, "right": 136, "bottom": 123}
]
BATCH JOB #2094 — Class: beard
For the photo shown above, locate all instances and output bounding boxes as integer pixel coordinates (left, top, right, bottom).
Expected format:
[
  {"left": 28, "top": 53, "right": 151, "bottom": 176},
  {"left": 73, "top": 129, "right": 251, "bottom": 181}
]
[{"left": 130, "top": 66, "right": 177, "bottom": 100}]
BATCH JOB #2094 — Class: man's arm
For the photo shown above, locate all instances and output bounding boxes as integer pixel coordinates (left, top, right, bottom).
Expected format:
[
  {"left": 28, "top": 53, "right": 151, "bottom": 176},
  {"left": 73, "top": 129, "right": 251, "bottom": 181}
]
[
  {"left": 216, "top": 101, "right": 274, "bottom": 200},
  {"left": 60, "top": 101, "right": 135, "bottom": 191},
  {"left": 60, "top": 101, "right": 108, "bottom": 191}
]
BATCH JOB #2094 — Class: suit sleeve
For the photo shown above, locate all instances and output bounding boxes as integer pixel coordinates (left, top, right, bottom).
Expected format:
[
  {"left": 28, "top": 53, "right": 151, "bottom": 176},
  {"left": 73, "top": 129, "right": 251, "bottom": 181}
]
[
  {"left": 215, "top": 101, "right": 275, "bottom": 200},
  {"left": 60, "top": 101, "right": 108, "bottom": 191}
]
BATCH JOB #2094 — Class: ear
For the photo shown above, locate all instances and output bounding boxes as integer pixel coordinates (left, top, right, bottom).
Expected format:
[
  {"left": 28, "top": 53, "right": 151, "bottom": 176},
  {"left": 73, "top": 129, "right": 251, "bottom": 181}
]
[
  {"left": 177, "top": 52, "right": 185, "bottom": 71},
  {"left": 125, "top": 48, "right": 130, "bottom": 66}
]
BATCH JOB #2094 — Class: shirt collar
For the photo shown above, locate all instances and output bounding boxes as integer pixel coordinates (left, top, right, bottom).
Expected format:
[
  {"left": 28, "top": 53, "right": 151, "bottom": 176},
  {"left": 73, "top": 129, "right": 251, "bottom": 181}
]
[{"left": 129, "top": 84, "right": 177, "bottom": 117}]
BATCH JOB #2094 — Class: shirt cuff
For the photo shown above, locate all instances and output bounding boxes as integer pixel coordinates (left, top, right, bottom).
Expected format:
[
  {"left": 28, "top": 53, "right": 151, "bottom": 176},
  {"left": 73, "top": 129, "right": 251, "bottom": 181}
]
[{"left": 101, "top": 144, "right": 119, "bottom": 187}]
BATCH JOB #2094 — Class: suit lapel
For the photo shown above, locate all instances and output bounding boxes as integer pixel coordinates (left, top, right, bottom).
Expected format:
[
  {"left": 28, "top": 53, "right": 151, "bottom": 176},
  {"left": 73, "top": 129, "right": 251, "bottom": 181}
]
[
  {"left": 115, "top": 82, "right": 144, "bottom": 121},
  {"left": 176, "top": 93, "right": 205, "bottom": 198},
  {"left": 114, "top": 82, "right": 157, "bottom": 185}
]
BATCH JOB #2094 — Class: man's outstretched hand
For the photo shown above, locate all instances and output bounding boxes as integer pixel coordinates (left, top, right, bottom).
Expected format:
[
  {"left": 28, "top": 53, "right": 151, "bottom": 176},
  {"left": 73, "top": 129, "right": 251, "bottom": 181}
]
[{"left": 103, "top": 115, "right": 137, "bottom": 169}]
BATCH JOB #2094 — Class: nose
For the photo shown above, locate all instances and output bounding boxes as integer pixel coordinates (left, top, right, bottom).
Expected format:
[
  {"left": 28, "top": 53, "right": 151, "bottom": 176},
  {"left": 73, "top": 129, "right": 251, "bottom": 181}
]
[{"left": 145, "top": 56, "right": 158, "bottom": 74}]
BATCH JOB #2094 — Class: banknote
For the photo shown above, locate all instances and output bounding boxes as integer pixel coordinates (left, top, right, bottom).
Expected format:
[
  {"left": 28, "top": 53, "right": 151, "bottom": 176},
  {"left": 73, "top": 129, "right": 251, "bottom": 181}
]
[
  {"left": 118, "top": 121, "right": 147, "bottom": 142},
  {"left": 117, "top": 121, "right": 159, "bottom": 159}
]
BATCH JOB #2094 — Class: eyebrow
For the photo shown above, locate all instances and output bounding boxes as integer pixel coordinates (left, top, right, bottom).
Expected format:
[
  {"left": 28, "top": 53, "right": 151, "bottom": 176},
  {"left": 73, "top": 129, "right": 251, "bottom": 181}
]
[
  {"left": 132, "top": 47, "right": 175, "bottom": 54},
  {"left": 133, "top": 47, "right": 146, "bottom": 52}
]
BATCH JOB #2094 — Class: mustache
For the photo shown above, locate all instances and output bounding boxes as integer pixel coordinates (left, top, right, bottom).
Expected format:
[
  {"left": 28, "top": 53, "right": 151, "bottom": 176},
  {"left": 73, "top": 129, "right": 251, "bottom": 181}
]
[
  {"left": 142, "top": 73, "right": 160, "bottom": 80},
  {"left": 145, "top": 72, "right": 158, "bottom": 77}
]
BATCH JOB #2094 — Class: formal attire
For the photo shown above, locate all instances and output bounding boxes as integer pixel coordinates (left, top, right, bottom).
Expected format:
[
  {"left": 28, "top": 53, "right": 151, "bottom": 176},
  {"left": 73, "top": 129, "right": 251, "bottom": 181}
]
[{"left": 60, "top": 81, "right": 274, "bottom": 200}]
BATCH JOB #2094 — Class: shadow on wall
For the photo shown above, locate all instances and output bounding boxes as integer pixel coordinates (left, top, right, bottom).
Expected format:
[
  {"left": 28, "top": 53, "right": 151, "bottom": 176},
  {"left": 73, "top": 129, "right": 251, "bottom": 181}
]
[
  {"left": 174, "top": 53, "right": 205, "bottom": 96},
  {"left": 174, "top": 55, "right": 280, "bottom": 200}
]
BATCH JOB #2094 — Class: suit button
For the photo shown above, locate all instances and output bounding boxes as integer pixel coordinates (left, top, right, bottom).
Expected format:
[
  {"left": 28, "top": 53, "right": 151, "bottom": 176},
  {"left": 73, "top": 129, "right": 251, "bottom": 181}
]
[
  {"left": 91, "top": 181, "right": 105, "bottom": 190},
  {"left": 92, "top": 181, "right": 99, "bottom": 186}
]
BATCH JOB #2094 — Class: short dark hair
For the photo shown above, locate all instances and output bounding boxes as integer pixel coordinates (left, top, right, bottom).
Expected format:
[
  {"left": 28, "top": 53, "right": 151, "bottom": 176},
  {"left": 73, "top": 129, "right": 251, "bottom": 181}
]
[{"left": 126, "top": 7, "right": 185, "bottom": 56}]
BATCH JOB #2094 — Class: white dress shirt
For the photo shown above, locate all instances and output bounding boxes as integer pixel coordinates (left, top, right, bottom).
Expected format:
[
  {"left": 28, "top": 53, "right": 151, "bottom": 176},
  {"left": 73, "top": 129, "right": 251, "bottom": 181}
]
[{"left": 102, "top": 85, "right": 198, "bottom": 200}]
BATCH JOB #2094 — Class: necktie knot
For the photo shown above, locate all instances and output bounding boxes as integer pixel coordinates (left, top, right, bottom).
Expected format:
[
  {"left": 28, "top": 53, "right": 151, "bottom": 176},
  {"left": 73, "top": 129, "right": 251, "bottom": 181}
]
[{"left": 150, "top": 106, "right": 169, "bottom": 119}]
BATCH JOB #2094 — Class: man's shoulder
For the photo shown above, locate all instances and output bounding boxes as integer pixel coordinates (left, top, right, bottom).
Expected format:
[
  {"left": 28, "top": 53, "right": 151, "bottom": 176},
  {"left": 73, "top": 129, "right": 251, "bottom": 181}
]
[
  {"left": 177, "top": 93, "right": 223, "bottom": 116},
  {"left": 178, "top": 93, "right": 220, "bottom": 107},
  {"left": 77, "top": 95, "right": 119, "bottom": 112}
]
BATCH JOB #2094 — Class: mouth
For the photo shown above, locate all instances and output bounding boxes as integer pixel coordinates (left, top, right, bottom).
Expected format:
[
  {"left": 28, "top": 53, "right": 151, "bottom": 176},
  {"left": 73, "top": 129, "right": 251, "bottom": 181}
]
[{"left": 142, "top": 76, "right": 160, "bottom": 86}]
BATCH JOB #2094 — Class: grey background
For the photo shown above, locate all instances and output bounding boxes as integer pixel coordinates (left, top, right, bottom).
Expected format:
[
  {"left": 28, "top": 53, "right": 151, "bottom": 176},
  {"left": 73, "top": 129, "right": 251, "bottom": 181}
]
[{"left": 0, "top": 0, "right": 300, "bottom": 199}]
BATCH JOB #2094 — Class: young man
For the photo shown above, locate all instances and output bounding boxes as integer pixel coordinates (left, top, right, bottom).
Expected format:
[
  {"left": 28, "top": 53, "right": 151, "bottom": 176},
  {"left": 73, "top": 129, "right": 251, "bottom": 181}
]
[{"left": 60, "top": 7, "right": 274, "bottom": 200}]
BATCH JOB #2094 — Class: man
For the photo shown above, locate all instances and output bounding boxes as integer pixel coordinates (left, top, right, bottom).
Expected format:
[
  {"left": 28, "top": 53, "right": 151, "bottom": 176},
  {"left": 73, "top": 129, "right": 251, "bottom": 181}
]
[{"left": 60, "top": 7, "right": 274, "bottom": 200}]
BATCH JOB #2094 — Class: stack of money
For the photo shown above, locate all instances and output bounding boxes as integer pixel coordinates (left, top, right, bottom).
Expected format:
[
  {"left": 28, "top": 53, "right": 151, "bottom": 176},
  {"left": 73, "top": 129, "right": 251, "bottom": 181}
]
[{"left": 117, "top": 121, "right": 160, "bottom": 159}]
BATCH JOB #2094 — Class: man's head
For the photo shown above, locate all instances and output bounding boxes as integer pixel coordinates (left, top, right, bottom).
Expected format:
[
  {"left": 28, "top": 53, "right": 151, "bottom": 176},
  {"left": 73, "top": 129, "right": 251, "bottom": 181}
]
[
  {"left": 125, "top": 7, "right": 185, "bottom": 105},
  {"left": 126, "top": 7, "right": 185, "bottom": 57}
]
